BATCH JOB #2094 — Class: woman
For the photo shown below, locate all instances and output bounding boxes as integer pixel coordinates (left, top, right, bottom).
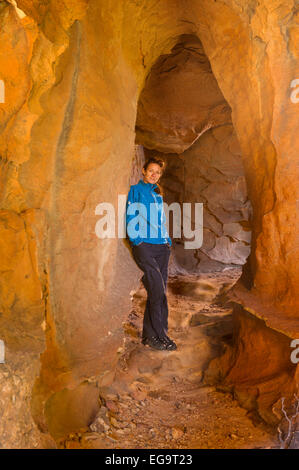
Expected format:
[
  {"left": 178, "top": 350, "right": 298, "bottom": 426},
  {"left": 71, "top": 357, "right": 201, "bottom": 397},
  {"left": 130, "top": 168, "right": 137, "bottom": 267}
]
[{"left": 126, "top": 157, "right": 177, "bottom": 351}]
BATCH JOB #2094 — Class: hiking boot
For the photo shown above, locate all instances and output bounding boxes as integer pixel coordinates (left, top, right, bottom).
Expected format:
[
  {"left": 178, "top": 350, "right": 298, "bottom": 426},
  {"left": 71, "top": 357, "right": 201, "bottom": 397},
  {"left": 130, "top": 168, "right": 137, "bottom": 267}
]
[
  {"left": 160, "top": 335, "right": 177, "bottom": 350},
  {"left": 142, "top": 336, "right": 167, "bottom": 350}
]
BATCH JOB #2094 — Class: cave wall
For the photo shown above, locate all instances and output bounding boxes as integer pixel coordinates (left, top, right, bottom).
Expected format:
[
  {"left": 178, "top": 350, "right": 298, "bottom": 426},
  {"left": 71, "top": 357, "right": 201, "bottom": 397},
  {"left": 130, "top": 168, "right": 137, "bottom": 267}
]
[
  {"left": 204, "top": 302, "right": 299, "bottom": 427},
  {"left": 145, "top": 125, "right": 252, "bottom": 273},
  {"left": 136, "top": 34, "right": 232, "bottom": 153},
  {"left": 191, "top": 0, "right": 299, "bottom": 315},
  {"left": 0, "top": 0, "right": 298, "bottom": 444}
]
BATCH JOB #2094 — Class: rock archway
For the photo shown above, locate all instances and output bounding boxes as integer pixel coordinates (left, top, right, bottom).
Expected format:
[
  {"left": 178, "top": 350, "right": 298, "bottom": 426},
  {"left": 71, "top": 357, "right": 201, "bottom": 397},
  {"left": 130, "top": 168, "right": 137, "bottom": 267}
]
[
  {"left": 0, "top": 0, "right": 298, "bottom": 447},
  {"left": 135, "top": 34, "right": 252, "bottom": 273}
]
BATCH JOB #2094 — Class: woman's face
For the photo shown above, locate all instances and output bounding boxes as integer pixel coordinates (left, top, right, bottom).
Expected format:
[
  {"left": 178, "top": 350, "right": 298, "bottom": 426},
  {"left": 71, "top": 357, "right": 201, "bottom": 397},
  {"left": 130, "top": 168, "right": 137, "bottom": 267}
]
[{"left": 142, "top": 163, "right": 162, "bottom": 185}]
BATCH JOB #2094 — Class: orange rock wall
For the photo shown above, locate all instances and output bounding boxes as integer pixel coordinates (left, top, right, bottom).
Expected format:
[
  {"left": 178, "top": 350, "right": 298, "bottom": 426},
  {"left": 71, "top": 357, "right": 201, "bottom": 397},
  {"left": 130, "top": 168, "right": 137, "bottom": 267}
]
[{"left": 0, "top": 0, "right": 298, "bottom": 442}]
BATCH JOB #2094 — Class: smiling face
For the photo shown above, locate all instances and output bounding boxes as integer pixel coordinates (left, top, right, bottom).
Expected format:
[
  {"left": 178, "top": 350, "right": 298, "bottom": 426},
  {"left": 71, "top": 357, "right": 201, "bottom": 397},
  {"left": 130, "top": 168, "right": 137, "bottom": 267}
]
[{"left": 142, "top": 162, "right": 163, "bottom": 185}]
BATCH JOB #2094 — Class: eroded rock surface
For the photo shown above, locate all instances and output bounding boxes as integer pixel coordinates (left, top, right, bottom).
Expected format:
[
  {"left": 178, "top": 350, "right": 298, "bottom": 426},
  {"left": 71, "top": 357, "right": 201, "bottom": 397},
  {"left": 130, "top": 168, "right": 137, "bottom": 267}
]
[
  {"left": 0, "top": 0, "right": 297, "bottom": 445},
  {"left": 61, "top": 271, "right": 278, "bottom": 449},
  {"left": 136, "top": 35, "right": 232, "bottom": 153},
  {"left": 146, "top": 124, "right": 252, "bottom": 272}
]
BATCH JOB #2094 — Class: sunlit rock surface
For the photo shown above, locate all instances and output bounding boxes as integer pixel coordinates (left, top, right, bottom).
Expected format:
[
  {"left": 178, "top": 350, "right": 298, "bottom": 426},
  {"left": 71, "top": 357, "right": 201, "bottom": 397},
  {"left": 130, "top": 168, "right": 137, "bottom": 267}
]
[{"left": 0, "top": 0, "right": 297, "bottom": 445}]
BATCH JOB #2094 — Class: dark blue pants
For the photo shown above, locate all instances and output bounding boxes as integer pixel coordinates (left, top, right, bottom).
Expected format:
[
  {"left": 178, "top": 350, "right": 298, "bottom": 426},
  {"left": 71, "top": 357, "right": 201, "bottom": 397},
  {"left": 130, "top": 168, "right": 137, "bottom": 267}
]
[{"left": 132, "top": 242, "right": 171, "bottom": 340}]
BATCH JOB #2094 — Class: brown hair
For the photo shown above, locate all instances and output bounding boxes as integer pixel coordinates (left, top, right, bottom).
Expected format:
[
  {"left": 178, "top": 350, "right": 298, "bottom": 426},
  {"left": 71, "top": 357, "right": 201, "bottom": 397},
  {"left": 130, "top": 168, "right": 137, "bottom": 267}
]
[{"left": 143, "top": 157, "right": 165, "bottom": 196}]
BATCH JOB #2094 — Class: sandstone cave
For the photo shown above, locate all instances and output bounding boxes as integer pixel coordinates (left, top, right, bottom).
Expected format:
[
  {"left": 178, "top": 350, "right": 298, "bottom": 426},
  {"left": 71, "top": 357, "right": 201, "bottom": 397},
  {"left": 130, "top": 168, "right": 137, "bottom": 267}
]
[{"left": 0, "top": 0, "right": 298, "bottom": 450}]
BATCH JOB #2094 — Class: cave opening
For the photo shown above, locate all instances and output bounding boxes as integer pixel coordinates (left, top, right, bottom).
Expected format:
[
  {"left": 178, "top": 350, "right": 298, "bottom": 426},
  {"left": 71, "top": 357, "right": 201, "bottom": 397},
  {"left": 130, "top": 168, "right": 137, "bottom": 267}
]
[{"left": 133, "top": 34, "right": 252, "bottom": 277}]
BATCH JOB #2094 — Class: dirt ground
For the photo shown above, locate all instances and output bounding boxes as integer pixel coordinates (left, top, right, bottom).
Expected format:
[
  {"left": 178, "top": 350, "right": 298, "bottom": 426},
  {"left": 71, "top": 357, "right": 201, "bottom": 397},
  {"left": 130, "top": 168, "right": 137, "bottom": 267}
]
[{"left": 61, "top": 268, "right": 279, "bottom": 449}]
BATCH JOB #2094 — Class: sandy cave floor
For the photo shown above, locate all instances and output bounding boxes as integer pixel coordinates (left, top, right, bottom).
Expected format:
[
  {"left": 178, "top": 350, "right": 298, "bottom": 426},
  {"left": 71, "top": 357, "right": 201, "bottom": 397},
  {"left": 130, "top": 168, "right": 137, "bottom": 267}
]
[{"left": 61, "top": 268, "right": 279, "bottom": 449}]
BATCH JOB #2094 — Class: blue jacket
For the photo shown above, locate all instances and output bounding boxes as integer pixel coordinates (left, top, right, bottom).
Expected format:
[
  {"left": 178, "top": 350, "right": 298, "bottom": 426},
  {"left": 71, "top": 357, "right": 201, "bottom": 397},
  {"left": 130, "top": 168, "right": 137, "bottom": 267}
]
[{"left": 126, "top": 179, "right": 172, "bottom": 246}]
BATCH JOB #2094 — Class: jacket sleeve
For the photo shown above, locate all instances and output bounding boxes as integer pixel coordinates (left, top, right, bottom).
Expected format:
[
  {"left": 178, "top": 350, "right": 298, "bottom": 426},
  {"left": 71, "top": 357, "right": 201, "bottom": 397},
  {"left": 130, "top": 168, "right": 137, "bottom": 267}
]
[{"left": 126, "top": 186, "right": 143, "bottom": 246}]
